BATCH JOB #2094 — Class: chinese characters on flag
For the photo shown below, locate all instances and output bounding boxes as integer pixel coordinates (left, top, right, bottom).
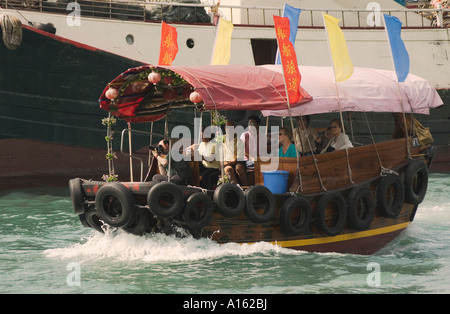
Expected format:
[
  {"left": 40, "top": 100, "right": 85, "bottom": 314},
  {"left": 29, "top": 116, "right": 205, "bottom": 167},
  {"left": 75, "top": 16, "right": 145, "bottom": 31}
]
[
  {"left": 273, "top": 15, "right": 302, "bottom": 104},
  {"left": 158, "top": 22, "right": 178, "bottom": 65}
]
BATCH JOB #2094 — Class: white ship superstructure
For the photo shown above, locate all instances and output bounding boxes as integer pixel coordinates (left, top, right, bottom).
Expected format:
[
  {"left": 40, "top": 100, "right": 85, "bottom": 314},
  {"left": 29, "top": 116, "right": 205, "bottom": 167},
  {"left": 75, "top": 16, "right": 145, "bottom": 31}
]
[{"left": 3, "top": 0, "right": 449, "bottom": 88}]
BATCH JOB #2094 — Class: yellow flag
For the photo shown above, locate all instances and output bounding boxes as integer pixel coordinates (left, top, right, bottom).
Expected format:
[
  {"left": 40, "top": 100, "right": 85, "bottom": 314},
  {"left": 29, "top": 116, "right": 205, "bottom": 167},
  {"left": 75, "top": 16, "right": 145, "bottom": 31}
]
[
  {"left": 323, "top": 13, "right": 353, "bottom": 82},
  {"left": 210, "top": 18, "right": 234, "bottom": 65}
]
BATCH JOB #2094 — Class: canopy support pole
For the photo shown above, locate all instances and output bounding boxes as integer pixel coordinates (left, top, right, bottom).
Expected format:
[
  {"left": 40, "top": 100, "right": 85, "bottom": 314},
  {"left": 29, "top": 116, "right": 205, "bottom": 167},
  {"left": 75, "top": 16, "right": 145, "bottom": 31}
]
[
  {"left": 397, "top": 81, "right": 412, "bottom": 160},
  {"left": 277, "top": 79, "right": 302, "bottom": 192},
  {"left": 347, "top": 112, "right": 355, "bottom": 143},
  {"left": 105, "top": 113, "right": 116, "bottom": 181},
  {"left": 289, "top": 115, "right": 302, "bottom": 193},
  {"left": 127, "top": 122, "right": 134, "bottom": 182},
  {"left": 164, "top": 115, "right": 169, "bottom": 140},
  {"left": 144, "top": 122, "right": 155, "bottom": 182},
  {"left": 334, "top": 82, "right": 355, "bottom": 185},
  {"left": 148, "top": 121, "right": 154, "bottom": 168},
  {"left": 297, "top": 116, "right": 326, "bottom": 191},
  {"left": 168, "top": 138, "right": 172, "bottom": 183}
]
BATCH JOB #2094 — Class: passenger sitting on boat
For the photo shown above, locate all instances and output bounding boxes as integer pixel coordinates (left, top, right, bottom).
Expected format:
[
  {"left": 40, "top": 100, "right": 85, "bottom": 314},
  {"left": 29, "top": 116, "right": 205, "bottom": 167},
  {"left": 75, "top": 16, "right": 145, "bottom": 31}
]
[
  {"left": 278, "top": 126, "right": 297, "bottom": 157},
  {"left": 293, "top": 115, "right": 323, "bottom": 156},
  {"left": 151, "top": 139, "right": 191, "bottom": 185},
  {"left": 240, "top": 115, "right": 262, "bottom": 169},
  {"left": 315, "top": 126, "right": 333, "bottom": 152},
  {"left": 320, "top": 119, "right": 353, "bottom": 153},
  {"left": 197, "top": 128, "right": 221, "bottom": 190},
  {"left": 224, "top": 121, "right": 247, "bottom": 185},
  {"left": 153, "top": 139, "right": 169, "bottom": 175}
]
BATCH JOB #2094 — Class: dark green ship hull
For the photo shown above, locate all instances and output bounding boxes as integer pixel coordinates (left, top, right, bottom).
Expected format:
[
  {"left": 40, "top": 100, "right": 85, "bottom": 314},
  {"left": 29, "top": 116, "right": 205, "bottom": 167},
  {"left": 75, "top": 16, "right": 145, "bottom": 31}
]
[
  {"left": 0, "top": 25, "right": 448, "bottom": 192},
  {"left": 0, "top": 25, "right": 147, "bottom": 147}
]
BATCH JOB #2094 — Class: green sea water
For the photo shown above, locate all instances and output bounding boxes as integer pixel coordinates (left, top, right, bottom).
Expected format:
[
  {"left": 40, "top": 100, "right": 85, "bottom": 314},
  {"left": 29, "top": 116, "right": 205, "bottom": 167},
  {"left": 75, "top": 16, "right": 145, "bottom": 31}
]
[{"left": 1, "top": 173, "right": 449, "bottom": 294}]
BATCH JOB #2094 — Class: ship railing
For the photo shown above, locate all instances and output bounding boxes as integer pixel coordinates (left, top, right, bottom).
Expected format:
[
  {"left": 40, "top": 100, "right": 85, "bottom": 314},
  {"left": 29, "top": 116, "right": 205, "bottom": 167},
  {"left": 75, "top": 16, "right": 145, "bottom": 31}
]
[
  {"left": 120, "top": 128, "right": 153, "bottom": 183},
  {"left": 214, "top": 3, "right": 450, "bottom": 28},
  {"left": 1, "top": 0, "right": 450, "bottom": 28}
]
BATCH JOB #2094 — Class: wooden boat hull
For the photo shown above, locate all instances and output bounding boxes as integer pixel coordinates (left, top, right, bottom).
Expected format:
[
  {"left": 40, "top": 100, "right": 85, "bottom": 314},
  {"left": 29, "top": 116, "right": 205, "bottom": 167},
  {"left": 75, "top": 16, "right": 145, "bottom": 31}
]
[
  {"left": 280, "top": 222, "right": 409, "bottom": 255},
  {"left": 206, "top": 206, "right": 415, "bottom": 255},
  {"left": 70, "top": 139, "right": 433, "bottom": 255},
  {"left": 201, "top": 188, "right": 417, "bottom": 255}
]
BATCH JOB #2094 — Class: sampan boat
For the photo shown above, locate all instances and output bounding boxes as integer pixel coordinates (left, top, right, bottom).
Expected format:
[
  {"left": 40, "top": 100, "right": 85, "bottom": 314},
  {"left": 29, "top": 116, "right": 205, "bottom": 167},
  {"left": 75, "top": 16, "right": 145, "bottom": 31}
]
[{"left": 69, "top": 64, "right": 442, "bottom": 255}]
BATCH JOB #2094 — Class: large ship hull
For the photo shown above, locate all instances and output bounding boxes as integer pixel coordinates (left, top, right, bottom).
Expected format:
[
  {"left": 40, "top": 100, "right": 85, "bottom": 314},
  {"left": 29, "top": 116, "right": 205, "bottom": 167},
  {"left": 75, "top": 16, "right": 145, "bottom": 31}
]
[
  {"left": 0, "top": 25, "right": 144, "bottom": 148},
  {"left": 0, "top": 1, "right": 448, "bottom": 191}
]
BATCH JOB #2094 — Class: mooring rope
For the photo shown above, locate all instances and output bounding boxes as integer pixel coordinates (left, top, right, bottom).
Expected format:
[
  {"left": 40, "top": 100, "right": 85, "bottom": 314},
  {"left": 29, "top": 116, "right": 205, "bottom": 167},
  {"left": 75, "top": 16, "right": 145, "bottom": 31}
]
[
  {"left": 334, "top": 82, "right": 355, "bottom": 185},
  {"left": 0, "top": 13, "right": 22, "bottom": 50},
  {"left": 363, "top": 112, "right": 398, "bottom": 177},
  {"left": 295, "top": 117, "right": 326, "bottom": 191}
]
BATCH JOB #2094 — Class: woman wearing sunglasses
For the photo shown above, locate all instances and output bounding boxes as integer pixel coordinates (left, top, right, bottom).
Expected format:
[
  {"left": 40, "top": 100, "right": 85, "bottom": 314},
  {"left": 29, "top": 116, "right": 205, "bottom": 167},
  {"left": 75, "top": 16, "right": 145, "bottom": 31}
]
[{"left": 320, "top": 118, "right": 353, "bottom": 154}]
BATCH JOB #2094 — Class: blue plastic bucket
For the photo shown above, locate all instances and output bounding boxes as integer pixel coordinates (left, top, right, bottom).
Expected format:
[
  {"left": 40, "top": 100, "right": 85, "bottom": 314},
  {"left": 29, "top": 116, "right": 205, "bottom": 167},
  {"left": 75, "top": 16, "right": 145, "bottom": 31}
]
[{"left": 262, "top": 170, "right": 290, "bottom": 194}]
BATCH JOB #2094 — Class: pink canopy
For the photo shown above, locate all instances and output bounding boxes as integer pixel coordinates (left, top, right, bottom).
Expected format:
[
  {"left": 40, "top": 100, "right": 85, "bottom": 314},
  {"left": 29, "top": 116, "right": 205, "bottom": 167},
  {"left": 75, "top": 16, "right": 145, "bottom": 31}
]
[
  {"left": 99, "top": 65, "right": 312, "bottom": 123},
  {"left": 161, "top": 65, "right": 312, "bottom": 110},
  {"left": 261, "top": 65, "right": 443, "bottom": 117}
]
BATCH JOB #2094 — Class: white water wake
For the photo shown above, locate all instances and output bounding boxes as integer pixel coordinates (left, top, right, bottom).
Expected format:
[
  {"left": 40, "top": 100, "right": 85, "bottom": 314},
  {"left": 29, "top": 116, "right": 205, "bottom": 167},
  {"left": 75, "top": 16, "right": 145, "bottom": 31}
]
[{"left": 44, "top": 228, "right": 301, "bottom": 263}]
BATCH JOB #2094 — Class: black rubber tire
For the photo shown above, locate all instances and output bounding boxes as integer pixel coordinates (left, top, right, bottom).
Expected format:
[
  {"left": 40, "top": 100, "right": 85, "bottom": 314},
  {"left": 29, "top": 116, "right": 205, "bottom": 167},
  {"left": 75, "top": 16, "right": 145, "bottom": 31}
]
[
  {"left": 213, "top": 183, "right": 245, "bottom": 218},
  {"left": 123, "top": 208, "right": 155, "bottom": 236},
  {"left": 244, "top": 185, "right": 276, "bottom": 223},
  {"left": 95, "top": 182, "right": 136, "bottom": 228},
  {"left": 346, "top": 186, "right": 375, "bottom": 231},
  {"left": 317, "top": 192, "right": 347, "bottom": 236},
  {"left": 182, "top": 192, "right": 214, "bottom": 229},
  {"left": 404, "top": 160, "right": 429, "bottom": 205},
  {"left": 78, "top": 213, "right": 91, "bottom": 228},
  {"left": 85, "top": 206, "right": 105, "bottom": 233},
  {"left": 147, "top": 182, "right": 184, "bottom": 219},
  {"left": 376, "top": 174, "right": 405, "bottom": 218},
  {"left": 69, "top": 178, "right": 85, "bottom": 214},
  {"left": 279, "top": 196, "right": 312, "bottom": 235}
]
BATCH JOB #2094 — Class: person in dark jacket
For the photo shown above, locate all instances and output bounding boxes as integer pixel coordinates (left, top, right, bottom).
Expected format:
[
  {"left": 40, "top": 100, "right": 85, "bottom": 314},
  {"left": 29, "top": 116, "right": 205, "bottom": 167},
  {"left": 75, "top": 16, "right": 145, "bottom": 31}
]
[{"left": 151, "top": 139, "right": 191, "bottom": 185}]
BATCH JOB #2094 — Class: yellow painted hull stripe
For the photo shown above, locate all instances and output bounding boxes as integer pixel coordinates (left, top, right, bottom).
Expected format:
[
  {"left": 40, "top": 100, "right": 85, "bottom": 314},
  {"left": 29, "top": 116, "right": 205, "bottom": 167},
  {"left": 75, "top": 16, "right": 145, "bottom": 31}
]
[{"left": 271, "top": 222, "right": 411, "bottom": 248}]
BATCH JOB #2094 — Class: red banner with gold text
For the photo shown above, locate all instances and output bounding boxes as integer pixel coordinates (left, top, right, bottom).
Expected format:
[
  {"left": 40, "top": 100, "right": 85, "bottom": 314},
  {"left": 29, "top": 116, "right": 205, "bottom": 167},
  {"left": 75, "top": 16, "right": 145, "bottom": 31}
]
[
  {"left": 273, "top": 15, "right": 302, "bottom": 104},
  {"left": 158, "top": 22, "right": 178, "bottom": 65}
]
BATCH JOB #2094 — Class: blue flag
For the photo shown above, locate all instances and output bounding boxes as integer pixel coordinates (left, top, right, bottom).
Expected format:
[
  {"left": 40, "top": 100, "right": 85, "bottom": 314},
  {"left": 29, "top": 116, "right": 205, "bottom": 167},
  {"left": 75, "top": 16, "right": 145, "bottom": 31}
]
[
  {"left": 275, "top": 4, "right": 301, "bottom": 64},
  {"left": 383, "top": 14, "right": 410, "bottom": 82}
]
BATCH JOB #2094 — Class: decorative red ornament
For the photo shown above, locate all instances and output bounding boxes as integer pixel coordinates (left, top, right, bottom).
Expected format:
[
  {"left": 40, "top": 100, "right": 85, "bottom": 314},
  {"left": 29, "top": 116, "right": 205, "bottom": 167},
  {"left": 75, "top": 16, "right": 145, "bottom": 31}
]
[
  {"left": 148, "top": 72, "right": 161, "bottom": 84},
  {"left": 105, "top": 87, "right": 119, "bottom": 100},
  {"left": 189, "top": 91, "right": 202, "bottom": 103},
  {"left": 163, "top": 89, "right": 178, "bottom": 101}
]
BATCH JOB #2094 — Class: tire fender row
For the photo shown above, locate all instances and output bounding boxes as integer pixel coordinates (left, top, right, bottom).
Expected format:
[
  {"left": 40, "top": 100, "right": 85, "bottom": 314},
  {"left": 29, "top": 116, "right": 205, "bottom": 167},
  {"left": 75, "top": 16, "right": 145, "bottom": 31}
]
[
  {"left": 280, "top": 159, "right": 429, "bottom": 237},
  {"left": 88, "top": 181, "right": 277, "bottom": 233},
  {"left": 70, "top": 159, "right": 428, "bottom": 236}
]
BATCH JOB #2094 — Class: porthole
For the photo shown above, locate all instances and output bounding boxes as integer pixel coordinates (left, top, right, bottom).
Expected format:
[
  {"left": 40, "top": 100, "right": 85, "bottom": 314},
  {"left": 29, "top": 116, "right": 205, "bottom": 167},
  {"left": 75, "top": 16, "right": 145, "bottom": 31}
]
[
  {"left": 186, "top": 38, "right": 195, "bottom": 49},
  {"left": 126, "top": 34, "right": 135, "bottom": 45}
]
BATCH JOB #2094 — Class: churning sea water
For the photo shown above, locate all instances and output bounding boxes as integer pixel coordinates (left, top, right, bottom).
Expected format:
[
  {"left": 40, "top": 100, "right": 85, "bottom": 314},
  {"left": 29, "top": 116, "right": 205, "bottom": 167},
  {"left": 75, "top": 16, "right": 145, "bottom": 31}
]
[{"left": 0, "top": 173, "right": 449, "bottom": 295}]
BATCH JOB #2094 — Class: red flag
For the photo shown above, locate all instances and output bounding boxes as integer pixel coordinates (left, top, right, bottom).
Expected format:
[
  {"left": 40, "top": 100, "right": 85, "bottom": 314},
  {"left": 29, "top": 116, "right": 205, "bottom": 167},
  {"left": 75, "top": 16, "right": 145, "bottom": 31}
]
[
  {"left": 273, "top": 15, "right": 302, "bottom": 104},
  {"left": 158, "top": 22, "right": 178, "bottom": 65}
]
